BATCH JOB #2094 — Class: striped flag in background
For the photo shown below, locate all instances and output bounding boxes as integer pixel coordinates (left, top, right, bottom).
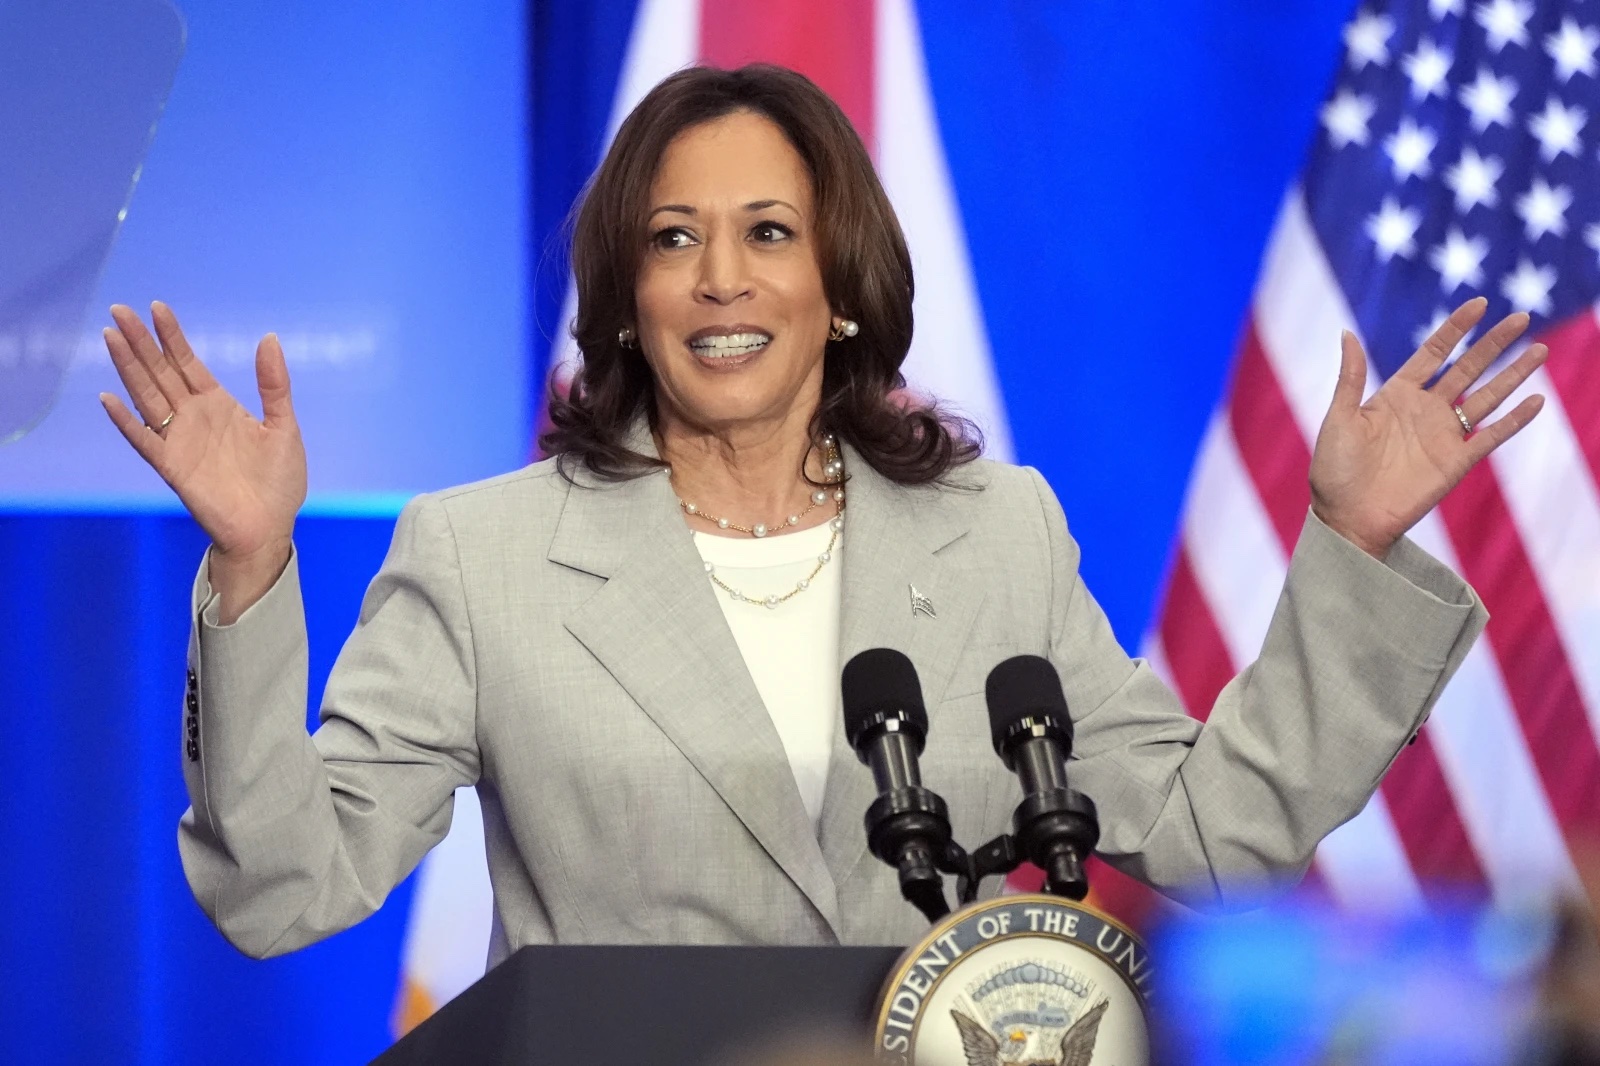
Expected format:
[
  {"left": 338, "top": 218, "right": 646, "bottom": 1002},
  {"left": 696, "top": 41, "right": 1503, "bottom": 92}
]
[
  {"left": 1147, "top": 0, "right": 1600, "bottom": 916},
  {"left": 395, "top": 0, "right": 1010, "bottom": 1030}
]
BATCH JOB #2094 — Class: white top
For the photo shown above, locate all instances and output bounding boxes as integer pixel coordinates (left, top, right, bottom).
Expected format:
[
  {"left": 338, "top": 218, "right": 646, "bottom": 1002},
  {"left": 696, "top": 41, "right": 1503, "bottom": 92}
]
[{"left": 692, "top": 520, "right": 843, "bottom": 830}]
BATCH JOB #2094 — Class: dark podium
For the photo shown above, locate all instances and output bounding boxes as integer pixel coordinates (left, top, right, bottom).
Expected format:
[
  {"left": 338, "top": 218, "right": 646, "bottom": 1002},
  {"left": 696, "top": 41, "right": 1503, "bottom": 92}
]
[{"left": 373, "top": 944, "right": 903, "bottom": 1066}]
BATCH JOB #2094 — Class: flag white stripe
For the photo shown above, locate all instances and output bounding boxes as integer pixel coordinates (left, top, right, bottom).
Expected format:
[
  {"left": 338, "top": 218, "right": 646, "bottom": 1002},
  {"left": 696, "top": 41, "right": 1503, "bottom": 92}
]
[
  {"left": 1252, "top": 191, "right": 1351, "bottom": 441},
  {"left": 544, "top": 0, "right": 700, "bottom": 386},
  {"left": 609, "top": 0, "right": 699, "bottom": 138},
  {"left": 398, "top": 787, "right": 495, "bottom": 1006},
  {"left": 1487, "top": 368, "right": 1600, "bottom": 736},
  {"left": 1180, "top": 415, "right": 1286, "bottom": 668},
  {"left": 1315, "top": 795, "right": 1427, "bottom": 913},
  {"left": 874, "top": 0, "right": 1014, "bottom": 461}
]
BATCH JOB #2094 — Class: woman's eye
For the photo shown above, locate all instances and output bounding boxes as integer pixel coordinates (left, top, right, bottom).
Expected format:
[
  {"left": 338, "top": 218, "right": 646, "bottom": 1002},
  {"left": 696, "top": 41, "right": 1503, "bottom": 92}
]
[
  {"left": 651, "top": 227, "right": 694, "bottom": 250},
  {"left": 751, "top": 221, "right": 793, "bottom": 243}
]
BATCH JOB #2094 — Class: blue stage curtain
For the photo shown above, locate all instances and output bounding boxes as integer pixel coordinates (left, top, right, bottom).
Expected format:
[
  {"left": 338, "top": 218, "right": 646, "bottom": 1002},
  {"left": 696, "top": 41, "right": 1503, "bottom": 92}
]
[{"left": 0, "top": 512, "right": 409, "bottom": 1065}]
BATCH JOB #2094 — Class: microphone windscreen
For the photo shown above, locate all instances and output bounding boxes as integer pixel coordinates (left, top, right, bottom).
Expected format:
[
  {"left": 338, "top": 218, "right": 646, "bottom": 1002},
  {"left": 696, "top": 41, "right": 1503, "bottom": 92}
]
[
  {"left": 985, "top": 655, "right": 1071, "bottom": 750},
  {"left": 841, "top": 648, "right": 928, "bottom": 745}
]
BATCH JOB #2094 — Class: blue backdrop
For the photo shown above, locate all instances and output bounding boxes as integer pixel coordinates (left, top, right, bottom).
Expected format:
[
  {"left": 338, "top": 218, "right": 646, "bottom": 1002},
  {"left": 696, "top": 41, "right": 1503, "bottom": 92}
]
[{"left": 0, "top": 2, "right": 1351, "bottom": 1062}]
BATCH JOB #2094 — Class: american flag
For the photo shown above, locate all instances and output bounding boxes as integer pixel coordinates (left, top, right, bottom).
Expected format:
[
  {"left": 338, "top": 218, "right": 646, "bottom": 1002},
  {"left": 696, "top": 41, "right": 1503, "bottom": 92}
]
[{"left": 1141, "top": 0, "right": 1600, "bottom": 914}]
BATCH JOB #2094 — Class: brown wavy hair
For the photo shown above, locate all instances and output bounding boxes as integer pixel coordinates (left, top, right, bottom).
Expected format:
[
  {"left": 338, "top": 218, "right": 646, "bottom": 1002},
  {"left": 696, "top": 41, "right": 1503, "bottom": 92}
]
[{"left": 540, "top": 63, "right": 981, "bottom": 484}]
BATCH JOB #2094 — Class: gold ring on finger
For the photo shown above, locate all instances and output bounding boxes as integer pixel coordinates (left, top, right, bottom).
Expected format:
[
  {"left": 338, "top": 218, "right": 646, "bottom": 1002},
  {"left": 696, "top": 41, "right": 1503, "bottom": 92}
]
[
  {"left": 1451, "top": 403, "right": 1473, "bottom": 438},
  {"left": 149, "top": 411, "right": 175, "bottom": 436}
]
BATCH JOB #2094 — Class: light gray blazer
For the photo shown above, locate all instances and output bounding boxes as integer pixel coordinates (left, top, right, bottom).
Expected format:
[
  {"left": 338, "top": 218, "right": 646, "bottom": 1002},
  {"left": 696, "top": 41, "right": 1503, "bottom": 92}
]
[{"left": 177, "top": 444, "right": 1485, "bottom": 964}]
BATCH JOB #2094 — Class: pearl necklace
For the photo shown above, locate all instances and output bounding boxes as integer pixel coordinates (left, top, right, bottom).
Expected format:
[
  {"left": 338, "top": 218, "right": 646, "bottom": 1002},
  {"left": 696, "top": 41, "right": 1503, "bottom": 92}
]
[
  {"left": 677, "top": 436, "right": 845, "bottom": 538},
  {"left": 677, "top": 436, "right": 846, "bottom": 609}
]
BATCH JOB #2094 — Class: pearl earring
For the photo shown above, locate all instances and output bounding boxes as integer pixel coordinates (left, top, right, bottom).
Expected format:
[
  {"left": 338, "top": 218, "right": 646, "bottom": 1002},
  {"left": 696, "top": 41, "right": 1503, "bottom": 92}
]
[
  {"left": 829, "top": 319, "right": 860, "bottom": 342},
  {"left": 618, "top": 327, "right": 637, "bottom": 348}
]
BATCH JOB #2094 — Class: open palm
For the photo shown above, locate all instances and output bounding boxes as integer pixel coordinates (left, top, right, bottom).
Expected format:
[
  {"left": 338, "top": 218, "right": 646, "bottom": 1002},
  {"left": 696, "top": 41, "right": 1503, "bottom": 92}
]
[
  {"left": 1310, "top": 298, "right": 1546, "bottom": 558},
  {"left": 100, "top": 303, "right": 306, "bottom": 560}
]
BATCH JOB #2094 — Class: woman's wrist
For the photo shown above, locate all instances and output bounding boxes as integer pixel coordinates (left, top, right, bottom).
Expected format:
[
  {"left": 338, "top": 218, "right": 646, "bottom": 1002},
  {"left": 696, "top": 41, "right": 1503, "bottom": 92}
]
[
  {"left": 208, "top": 538, "right": 293, "bottom": 625},
  {"left": 1310, "top": 502, "right": 1395, "bottom": 562}
]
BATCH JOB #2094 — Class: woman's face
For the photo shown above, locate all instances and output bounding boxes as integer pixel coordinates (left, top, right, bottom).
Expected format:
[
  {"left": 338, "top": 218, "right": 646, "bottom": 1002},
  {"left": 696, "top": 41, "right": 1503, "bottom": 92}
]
[{"left": 634, "top": 110, "right": 834, "bottom": 439}]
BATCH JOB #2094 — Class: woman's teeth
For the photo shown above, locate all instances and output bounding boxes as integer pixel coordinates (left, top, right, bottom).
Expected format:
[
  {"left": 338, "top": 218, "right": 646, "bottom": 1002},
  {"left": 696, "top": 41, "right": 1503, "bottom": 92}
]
[{"left": 690, "top": 333, "right": 771, "bottom": 358}]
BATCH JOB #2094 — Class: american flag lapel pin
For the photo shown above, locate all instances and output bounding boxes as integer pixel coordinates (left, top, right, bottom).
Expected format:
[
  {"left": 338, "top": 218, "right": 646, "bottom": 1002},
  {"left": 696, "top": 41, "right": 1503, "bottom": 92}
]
[{"left": 909, "top": 584, "right": 936, "bottom": 618}]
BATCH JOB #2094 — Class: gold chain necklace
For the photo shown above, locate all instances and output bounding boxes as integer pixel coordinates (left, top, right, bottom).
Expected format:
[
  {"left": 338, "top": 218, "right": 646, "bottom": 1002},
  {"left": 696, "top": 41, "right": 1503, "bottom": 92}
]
[{"left": 702, "top": 505, "right": 844, "bottom": 608}]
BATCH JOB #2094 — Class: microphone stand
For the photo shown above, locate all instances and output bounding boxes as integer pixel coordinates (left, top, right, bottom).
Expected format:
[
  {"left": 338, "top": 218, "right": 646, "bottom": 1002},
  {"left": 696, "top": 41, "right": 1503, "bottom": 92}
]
[
  {"left": 867, "top": 781, "right": 1100, "bottom": 915},
  {"left": 944, "top": 793, "right": 1101, "bottom": 907}
]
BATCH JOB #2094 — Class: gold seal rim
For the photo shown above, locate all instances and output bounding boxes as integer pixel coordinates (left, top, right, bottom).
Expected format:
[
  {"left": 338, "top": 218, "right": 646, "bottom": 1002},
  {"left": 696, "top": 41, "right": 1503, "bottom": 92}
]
[{"left": 872, "top": 893, "right": 1151, "bottom": 1056}]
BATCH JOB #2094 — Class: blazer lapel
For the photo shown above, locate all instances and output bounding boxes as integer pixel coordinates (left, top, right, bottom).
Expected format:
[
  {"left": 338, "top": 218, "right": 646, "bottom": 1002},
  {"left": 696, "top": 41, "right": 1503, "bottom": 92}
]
[
  {"left": 816, "top": 451, "right": 988, "bottom": 892},
  {"left": 552, "top": 452, "right": 842, "bottom": 936}
]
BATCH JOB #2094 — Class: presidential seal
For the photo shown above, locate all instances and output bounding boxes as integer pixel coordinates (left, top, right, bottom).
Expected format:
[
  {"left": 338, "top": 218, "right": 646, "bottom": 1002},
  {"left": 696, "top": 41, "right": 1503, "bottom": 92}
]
[{"left": 873, "top": 895, "right": 1150, "bottom": 1065}]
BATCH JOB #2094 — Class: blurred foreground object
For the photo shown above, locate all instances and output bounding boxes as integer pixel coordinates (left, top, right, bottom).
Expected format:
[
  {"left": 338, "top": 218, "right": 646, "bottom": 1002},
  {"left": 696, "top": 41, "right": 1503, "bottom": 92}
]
[
  {"left": 0, "top": 0, "right": 183, "bottom": 444},
  {"left": 1153, "top": 870, "right": 1600, "bottom": 1066},
  {"left": 1521, "top": 849, "right": 1600, "bottom": 1066},
  {"left": 1524, "top": 899, "right": 1600, "bottom": 1065}
]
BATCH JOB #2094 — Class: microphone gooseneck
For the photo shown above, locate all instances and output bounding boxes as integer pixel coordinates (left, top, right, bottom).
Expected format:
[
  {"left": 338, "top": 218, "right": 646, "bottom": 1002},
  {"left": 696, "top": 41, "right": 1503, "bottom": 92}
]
[
  {"left": 985, "top": 655, "right": 1100, "bottom": 901},
  {"left": 842, "top": 648, "right": 953, "bottom": 923}
]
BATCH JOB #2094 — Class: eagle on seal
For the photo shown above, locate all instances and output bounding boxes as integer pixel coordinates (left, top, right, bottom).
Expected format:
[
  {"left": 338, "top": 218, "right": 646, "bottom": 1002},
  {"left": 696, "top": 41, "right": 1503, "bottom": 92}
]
[{"left": 950, "top": 998, "right": 1109, "bottom": 1066}]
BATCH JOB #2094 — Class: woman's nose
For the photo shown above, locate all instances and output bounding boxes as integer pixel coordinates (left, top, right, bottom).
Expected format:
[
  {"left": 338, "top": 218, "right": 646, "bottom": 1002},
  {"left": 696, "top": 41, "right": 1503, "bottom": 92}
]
[{"left": 694, "top": 233, "right": 754, "bottom": 305}]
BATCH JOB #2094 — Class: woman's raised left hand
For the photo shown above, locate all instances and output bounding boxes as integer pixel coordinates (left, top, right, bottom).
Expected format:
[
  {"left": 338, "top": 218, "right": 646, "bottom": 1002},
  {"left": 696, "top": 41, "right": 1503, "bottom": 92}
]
[{"left": 1309, "top": 297, "right": 1547, "bottom": 559}]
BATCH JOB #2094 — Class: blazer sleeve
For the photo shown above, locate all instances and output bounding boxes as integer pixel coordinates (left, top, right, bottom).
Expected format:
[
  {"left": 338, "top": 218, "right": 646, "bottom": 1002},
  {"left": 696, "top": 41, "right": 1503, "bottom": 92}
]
[
  {"left": 177, "top": 493, "right": 480, "bottom": 958},
  {"left": 1024, "top": 468, "right": 1488, "bottom": 908}
]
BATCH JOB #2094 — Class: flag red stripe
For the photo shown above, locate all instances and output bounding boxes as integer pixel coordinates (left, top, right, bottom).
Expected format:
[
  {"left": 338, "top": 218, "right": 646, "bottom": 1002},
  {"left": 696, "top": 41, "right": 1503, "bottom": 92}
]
[
  {"left": 1439, "top": 465, "right": 1600, "bottom": 839},
  {"left": 1539, "top": 308, "right": 1600, "bottom": 495},
  {"left": 699, "top": 0, "right": 876, "bottom": 146},
  {"left": 1082, "top": 856, "right": 1171, "bottom": 929},
  {"left": 1230, "top": 321, "right": 1314, "bottom": 550},
  {"left": 1157, "top": 547, "right": 1235, "bottom": 721},
  {"left": 1379, "top": 733, "right": 1490, "bottom": 887},
  {"left": 1230, "top": 321, "right": 1489, "bottom": 890}
]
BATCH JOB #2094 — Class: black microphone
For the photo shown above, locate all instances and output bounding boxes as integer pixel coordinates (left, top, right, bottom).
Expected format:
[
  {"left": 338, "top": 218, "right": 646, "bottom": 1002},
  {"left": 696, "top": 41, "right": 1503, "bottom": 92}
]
[
  {"left": 985, "top": 655, "right": 1100, "bottom": 901},
  {"left": 842, "top": 648, "right": 953, "bottom": 922}
]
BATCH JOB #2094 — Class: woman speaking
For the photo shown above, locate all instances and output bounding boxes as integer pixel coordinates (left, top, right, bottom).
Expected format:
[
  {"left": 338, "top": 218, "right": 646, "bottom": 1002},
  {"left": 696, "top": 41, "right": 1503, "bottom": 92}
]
[{"left": 99, "top": 65, "right": 1542, "bottom": 961}]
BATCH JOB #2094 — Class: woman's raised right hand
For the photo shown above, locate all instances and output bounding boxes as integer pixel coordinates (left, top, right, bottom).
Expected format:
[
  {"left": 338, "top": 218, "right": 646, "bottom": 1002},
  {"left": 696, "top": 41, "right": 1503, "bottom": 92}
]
[{"left": 101, "top": 302, "right": 307, "bottom": 621}]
